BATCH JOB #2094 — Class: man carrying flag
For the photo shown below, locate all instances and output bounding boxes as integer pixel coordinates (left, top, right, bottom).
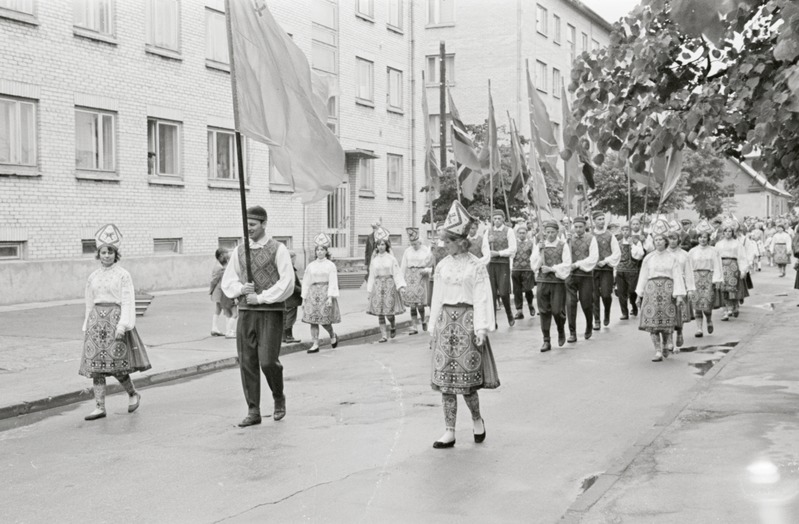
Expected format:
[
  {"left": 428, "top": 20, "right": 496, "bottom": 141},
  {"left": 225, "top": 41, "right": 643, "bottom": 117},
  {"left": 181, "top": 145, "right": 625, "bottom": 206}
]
[
  {"left": 482, "top": 209, "right": 517, "bottom": 327},
  {"left": 591, "top": 211, "right": 621, "bottom": 330}
]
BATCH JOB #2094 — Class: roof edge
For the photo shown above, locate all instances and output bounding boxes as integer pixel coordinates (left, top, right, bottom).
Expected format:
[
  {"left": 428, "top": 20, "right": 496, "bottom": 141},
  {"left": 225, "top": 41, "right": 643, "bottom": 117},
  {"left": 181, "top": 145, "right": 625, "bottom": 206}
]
[{"left": 564, "top": 0, "right": 614, "bottom": 33}]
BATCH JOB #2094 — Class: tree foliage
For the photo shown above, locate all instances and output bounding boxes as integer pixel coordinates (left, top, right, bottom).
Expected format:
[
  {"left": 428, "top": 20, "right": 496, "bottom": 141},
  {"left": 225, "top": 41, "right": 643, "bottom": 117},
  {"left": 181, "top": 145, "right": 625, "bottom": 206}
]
[
  {"left": 565, "top": 0, "right": 799, "bottom": 185},
  {"left": 682, "top": 148, "right": 732, "bottom": 218}
]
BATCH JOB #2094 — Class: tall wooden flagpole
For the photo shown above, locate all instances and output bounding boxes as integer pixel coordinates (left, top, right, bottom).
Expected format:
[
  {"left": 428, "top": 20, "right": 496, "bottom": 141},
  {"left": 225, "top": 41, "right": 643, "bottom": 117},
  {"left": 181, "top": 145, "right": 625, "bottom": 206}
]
[
  {"left": 224, "top": 0, "right": 252, "bottom": 282},
  {"left": 439, "top": 41, "right": 447, "bottom": 171},
  {"left": 488, "top": 79, "right": 494, "bottom": 220}
]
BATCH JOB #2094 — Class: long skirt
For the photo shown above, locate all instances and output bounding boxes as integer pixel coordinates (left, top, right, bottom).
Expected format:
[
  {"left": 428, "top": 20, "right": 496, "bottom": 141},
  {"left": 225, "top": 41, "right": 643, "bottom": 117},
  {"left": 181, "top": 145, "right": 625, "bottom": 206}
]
[
  {"left": 721, "top": 258, "right": 743, "bottom": 300},
  {"left": 79, "top": 303, "right": 151, "bottom": 378},
  {"left": 367, "top": 275, "right": 406, "bottom": 316},
  {"left": 638, "top": 277, "right": 679, "bottom": 333},
  {"left": 774, "top": 243, "right": 790, "bottom": 266},
  {"left": 431, "top": 303, "right": 500, "bottom": 394},
  {"left": 692, "top": 270, "right": 718, "bottom": 312},
  {"left": 403, "top": 267, "right": 429, "bottom": 306},
  {"left": 301, "top": 282, "right": 341, "bottom": 325}
]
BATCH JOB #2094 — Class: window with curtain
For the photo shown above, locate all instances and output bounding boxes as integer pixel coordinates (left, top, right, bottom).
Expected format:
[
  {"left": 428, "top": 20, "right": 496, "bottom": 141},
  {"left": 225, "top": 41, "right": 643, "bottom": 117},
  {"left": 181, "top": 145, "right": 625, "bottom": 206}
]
[
  {"left": 205, "top": 8, "right": 228, "bottom": 64},
  {"left": 207, "top": 128, "right": 242, "bottom": 180},
  {"left": 535, "top": 60, "right": 547, "bottom": 92},
  {"left": 312, "top": 24, "right": 337, "bottom": 74},
  {"left": 0, "top": 96, "right": 36, "bottom": 167},
  {"left": 387, "top": 154, "right": 402, "bottom": 194},
  {"left": 567, "top": 24, "right": 576, "bottom": 60},
  {"left": 73, "top": 0, "right": 113, "bottom": 35},
  {"left": 146, "top": 0, "right": 180, "bottom": 52},
  {"left": 147, "top": 118, "right": 180, "bottom": 177},
  {"left": 425, "top": 54, "right": 455, "bottom": 85},
  {"left": 553, "top": 14, "right": 561, "bottom": 43},
  {"left": 358, "top": 156, "right": 374, "bottom": 191},
  {"left": 427, "top": 0, "right": 454, "bottom": 25},
  {"left": 387, "top": 0, "right": 402, "bottom": 30},
  {"left": 536, "top": 4, "right": 547, "bottom": 35},
  {"left": 356, "top": 57, "right": 374, "bottom": 102},
  {"left": 581, "top": 32, "right": 588, "bottom": 52},
  {"left": 387, "top": 68, "right": 403, "bottom": 111},
  {"left": 312, "top": 0, "right": 337, "bottom": 29},
  {"left": 75, "top": 108, "right": 115, "bottom": 171},
  {"left": 356, "top": 0, "right": 373, "bottom": 18},
  {"left": 552, "top": 68, "right": 561, "bottom": 98}
]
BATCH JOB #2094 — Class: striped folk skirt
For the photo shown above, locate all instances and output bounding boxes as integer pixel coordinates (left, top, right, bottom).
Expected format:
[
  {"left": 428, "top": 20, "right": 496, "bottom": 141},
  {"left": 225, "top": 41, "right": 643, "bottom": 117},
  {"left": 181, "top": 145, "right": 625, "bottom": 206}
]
[
  {"left": 403, "top": 267, "right": 429, "bottom": 306},
  {"left": 431, "top": 303, "right": 500, "bottom": 395},
  {"left": 721, "top": 258, "right": 743, "bottom": 300},
  {"left": 301, "top": 282, "right": 341, "bottom": 325},
  {"left": 638, "top": 277, "right": 679, "bottom": 333},
  {"left": 79, "top": 303, "right": 151, "bottom": 378},
  {"left": 367, "top": 275, "right": 406, "bottom": 316}
]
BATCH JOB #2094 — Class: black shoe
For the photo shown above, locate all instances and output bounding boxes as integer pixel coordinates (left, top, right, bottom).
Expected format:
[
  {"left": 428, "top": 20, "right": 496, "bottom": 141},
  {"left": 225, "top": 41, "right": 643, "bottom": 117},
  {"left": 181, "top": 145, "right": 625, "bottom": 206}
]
[
  {"left": 331, "top": 334, "right": 338, "bottom": 348},
  {"left": 733, "top": 310, "right": 739, "bottom": 318},
  {"left": 474, "top": 420, "right": 486, "bottom": 443},
  {"left": 284, "top": 336, "right": 301, "bottom": 344},
  {"left": 529, "top": 305, "right": 536, "bottom": 316},
  {"left": 422, "top": 322, "right": 428, "bottom": 331},
  {"left": 631, "top": 307, "right": 638, "bottom": 316},
  {"left": 84, "top": 411, "right": 107, "bottom": 421},
  {"left": 408, "top": 330, "right": 418, "bottom": 335},
  {"left": 585, "top": 330, "right": 593, "bottom": 340},
  {"left": 508, "top": 318, "right": 515, "bottom": 327},
  {"left": 273, "top": 398, "right": 286, "bottom": 421},
  {"left": 593, "top": 321, "right": 601, "bottom": 331},
  {"left": 307, "top": 346, "right": 320, "bottom": 354},
  {"left": 514, "top": 312, "right": 524, "bottom": 320},
  {"left": 389, "top": 326, "right": 396, "bottom": 338},
  {"left": 238, "top": 413, "right": 262, "bottom": 427},
  {"left": 128, "top": 393, "right": 141, "bottom": 413},
  {"left": 676, "top": 332, "right": 684, "bottom": 347},
  {"left": 603, "top": 315, "right": 610, "bottom": 327},
  {"left": 707, "top": 321, "right": 714, "bottom": 334},
  {"left": 619, "top": 315, "right": 629, "bottom": 320},
  {"left": 567, "top": 333, "right": 577, "bottom": 343},
  {"left": 540, "top": 340, "right": 552, "bottom": 352},
  {"left": 433, "top": 439, "right": 456, "bottom": 449},
  {"left": 558, "top": 332, "right": 566, "bottom": 347}
]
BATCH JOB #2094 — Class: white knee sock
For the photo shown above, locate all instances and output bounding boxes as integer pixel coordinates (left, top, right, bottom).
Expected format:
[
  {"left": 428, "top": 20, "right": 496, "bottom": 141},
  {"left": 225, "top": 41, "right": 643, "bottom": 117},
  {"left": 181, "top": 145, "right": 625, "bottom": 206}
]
[
  {"left": 225, "top": 316, "right": 237, "bottom": 337},
  {"left": 212, "top": 313, "right": 221, "bottom": 333}
]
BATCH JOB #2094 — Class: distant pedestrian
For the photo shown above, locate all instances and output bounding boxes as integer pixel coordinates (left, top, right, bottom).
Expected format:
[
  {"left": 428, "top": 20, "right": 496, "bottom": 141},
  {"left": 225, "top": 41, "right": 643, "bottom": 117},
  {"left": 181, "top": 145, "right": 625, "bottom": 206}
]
[
  {"left": 400, "top": 227, "right": 433, "bottom": 335},
  {"left": 429, "top": 201, "right": 499, "bottom": 449},
  {"left": 688, "top": 223, "right": 724, "bottom": 338},
  {"left": 769, "top": 223, "right": 792, "bottom": 277},
  {"left": 615, "top": 222, "right": 645, "bottom": 319},
  {"left": 301, "top": 234, "right": 340, "bottom": 353},
  {"left": 283, "top": 250, "right": 302, "bottom": 344},
  {"left": 715, "top": 220, "right": 749, "bottom": 321},
  {"left": 666, "top": 230, "right": 696, "bottom": 349},
  {"left": 79, "top": 224, "right": 151, "bottom": 421},
  {"left": 364, "top": 219, "right": 381, "bottom": 281},
  {"left": 222, "top": 205, "right": 294, "bottom": 427},
  {"left": 366, "top": 228, "right": 406, "bottom": 342},
  {"left": 210, "top": 247, "right": 237, "bottom": 338}
]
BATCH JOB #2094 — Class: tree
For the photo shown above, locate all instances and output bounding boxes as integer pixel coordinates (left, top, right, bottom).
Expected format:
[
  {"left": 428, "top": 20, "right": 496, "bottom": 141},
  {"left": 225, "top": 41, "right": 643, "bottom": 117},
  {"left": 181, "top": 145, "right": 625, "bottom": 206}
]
[
  {"left": 564, "top": 0, "right": 799, "bottom": 187},
  {"left": 682, "top": 148, "right": 730, "bottom": 218}
]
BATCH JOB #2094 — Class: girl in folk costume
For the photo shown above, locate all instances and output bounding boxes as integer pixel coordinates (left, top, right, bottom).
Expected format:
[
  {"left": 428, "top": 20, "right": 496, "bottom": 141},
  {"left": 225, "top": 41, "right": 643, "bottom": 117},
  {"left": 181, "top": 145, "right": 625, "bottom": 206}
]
[
  {"left": 764, "top": 219, "right": 777, "bottom": 266},
  {"left": 688, "top": 223, "right": 724, "bottom": 338},
  {"left": 748, "top": 222, "right": 765, "bottom": 271},
  {"left": 429, "top": 201, "right": 499, "bottom": 449},
  {"left": 301, "top": 234, "right": 341, "bottom": 354},
  {"left": 715, "top": 219, "right": 750, "bottom": 320},
  {"left": 666, "top": 226, "right": 696, "bottom": 349},
  {"left": 768, "top": 222, "right": 792, "bottom": 277},
  {"left": 79, "top": 224, "right": 151, "bottom": 420},
  {"left": 511, "top": 224, "right": 536, "bottom": 319},
  {"left": 366, "top": 227, "right": 406, "bottom": 342},
  {"left": 635, "top": 219, "right": 688, "bottom": 362},
  {"left": 400, "top": 227, "right": 433, "bottom": 335},
  {"left": 210, "top": 248, "right": 237, "bottom": 338}
]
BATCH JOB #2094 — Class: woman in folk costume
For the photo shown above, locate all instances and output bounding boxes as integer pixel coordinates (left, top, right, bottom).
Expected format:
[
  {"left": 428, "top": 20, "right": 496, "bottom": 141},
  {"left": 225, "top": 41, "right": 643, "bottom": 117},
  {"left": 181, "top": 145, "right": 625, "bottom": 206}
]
[
  {"left": 768, "top": 222, "right": 792, "bottom": 277},
  {"left": 429, "top": 201, "right": 499, "bottom": 449},
  {"left": 715, "top": 219, "right": 750, "bottom": 320},
  {"left": 635, "top": 219, "right": 687, "bottom": 362},
  {"left": 764, "top": 219, "right": 777, "bottom": 266},
  {"left": 511, "top": 223, "right": 536, "bottom": 319},
  {"left": 366, "top": 227, "right": 406, "bottom": 342},
  {"left": 688, "top": 222, "right": 724, "bottom": 338},
  {"left": 400, "top": 227, "right": 433, "bottom": 335},
  {"left": 748, "top": 222, "right": 765, "bottom": 272},
  {"left": 79, "top": 224, "right": 151, "bottom": 420},
  {"left": 301, "top": 233, "right": 341, "bottom": 354},
  {"left": 666, "top": 226, "right": 696, "bottom": 349},
  {"left": 792, "top": 224, "right": 799, "bottom": 299}
]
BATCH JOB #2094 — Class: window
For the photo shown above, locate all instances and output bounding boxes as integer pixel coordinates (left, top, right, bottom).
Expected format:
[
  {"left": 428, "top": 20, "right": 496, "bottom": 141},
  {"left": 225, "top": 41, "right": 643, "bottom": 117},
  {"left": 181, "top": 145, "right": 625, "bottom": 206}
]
[
  {"left": 387, "top": 68, "right": 403, "bottom": 111},
  {"left": 536, "top": 4, "right": 547, "bottom": 35},
  {"left": 428, "top": 113, "right": 449, "bottom": 145},
  {"left": 146, "top": 0, "right": 180, "bottom": 52},
  {"left": 356, "top": 57, "right": 374, "bottom": 103},
  {"left": 553, "top": 15, "right": 561, "bottom": 44},
  {"left": 387, "top": 154, "right": 402, "bottom": 195},
  {"left": 425, "top": 54, "right": 455, "bottom": 85},
  {"left": 567, "top": 24, "right": 576, "bottom": 60},
  {"left": 356, "top": 0, "right": 373, "bottom": 19},
  {"left": 218, "top": 237, "right": 240, "bottom": 251},
  {"left": 327, "top": 184, "right": 347, "bottom": 229},
  {"left": 389, "top": 234, "right": 402, "bottom": 245},
  {"left": 147, "top": 118, "right": 181, "bottom": 177},
  {"left": 535, "top": 60, "right": 547, "bottom": 92},
  {"left": 427, "top": 0, "right": 454, "bottom": 25},
  {"left": 357, "top": 234, "right": 370, "bottom": 246},
  {"left": 592, "top": 39, "right": 600, "bottom": 51},
  {"left": 0, "top": 0, "right": 33, "bottom": 15},
  {"left": 581, "top": 32, "right": 588, "bottom": 53},
  {"left": 552, "top": 68, "right": 561, "bottom": 98},
  {"left": 75, "top": 108, "right": 115, "bottom": 172},
  {"left": 312, "top": 24, "right": 337, "bottom": 74},
  {"left": 208, "top": 128, "right": 242, "bottom": 180},
  {"left": 358, "top": 155, "right": 374, "bottom": 192},
  {"left": 0, "top": 96, "right": 36, "bottom": 168},
  {"left": 153, "top": 238, "right": 181, "bottom": 254},
  {"left": 327, "top": 96, "right": 338, "bottom": 135},
  {"left": 312, "top": 0, "right": 337, "bottom": 29},
  {"left": 387, "top": 0, "right": 402, "bottom": 30},
  {"left": 0, "top": 242, "right": 23, "bottom": 260},
  {"left": 81, "top": 239, "right": 97, "bottom": 256},
  {"left": 74, "top": 0, "right": 113, "bottom": 35},
  {"left": 206, "top": 8, "right": 228, "bottom": 65},
  {"left": 273, "top": 236, "right": 293, "bottom": 249}
]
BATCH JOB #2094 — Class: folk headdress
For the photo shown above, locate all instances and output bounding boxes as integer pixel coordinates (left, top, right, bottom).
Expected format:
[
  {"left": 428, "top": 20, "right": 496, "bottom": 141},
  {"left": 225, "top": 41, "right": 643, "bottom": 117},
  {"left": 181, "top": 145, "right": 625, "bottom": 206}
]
[
  {"left": 406, "top": 227, "right": 420, "bottom": 242},
  {"left": 650, "top": 217, "right": 670, "bottom": 238},
  {"left": 442, "top": 200, "right": 476, "bottom": 239},
  {"left": 695, "top": 220, "right": 713, "bottom": 235},
  {"left": 313, "top": 233, "right": 332, "bottom": 248},
  {"left": 95, "top": 224, "right": 122, "bottom": 250},
  {"left": 374, "top": 226, "right": 390, "bottom": 242}
]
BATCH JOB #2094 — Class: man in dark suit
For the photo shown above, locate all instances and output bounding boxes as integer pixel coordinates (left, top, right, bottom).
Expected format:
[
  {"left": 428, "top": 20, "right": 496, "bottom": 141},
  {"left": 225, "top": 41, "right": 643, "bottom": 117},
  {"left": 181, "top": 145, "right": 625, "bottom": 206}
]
[
  {"left": 364, "top": 219, "right": 381, "bottom": 281},
  {"left": 283, "top": 250, "right": 303, "bottom": 344}
]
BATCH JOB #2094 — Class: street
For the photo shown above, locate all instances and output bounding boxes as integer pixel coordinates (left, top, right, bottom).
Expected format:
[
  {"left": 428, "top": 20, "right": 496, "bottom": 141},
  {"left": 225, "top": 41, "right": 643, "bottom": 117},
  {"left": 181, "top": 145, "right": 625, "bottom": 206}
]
[{"left": 1, "top": 269, "right": 785, "bottom": 523}]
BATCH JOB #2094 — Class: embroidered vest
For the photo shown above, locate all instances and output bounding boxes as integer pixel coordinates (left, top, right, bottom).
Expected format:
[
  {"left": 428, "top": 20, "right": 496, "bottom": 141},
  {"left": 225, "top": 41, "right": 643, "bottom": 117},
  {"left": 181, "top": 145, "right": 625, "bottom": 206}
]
[
  {"left": 489, "top": 226, "right": 510, "bottom": 263},
  {"left": 537, "top": 242, "right": 565, "bottom": 283},
  {"left": 237, "top": 239, "right": 285, "bottom": 311},
  {"left": 513, "top": 239, "right": 534, "bottom": 271},
  {"left": 617, "top": 239, "right": 639, "bottom": 273},
  {"left": 569, "top": 233, "right": 594, "bottom": 277},
  {"left": 594, "top": 230, "right": 613, "bottom": 271}
]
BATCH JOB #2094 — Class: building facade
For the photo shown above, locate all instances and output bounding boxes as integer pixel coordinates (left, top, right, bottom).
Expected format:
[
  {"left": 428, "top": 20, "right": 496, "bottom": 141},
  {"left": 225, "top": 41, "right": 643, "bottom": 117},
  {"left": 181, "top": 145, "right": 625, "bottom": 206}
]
[
  {"left": 721, "top": 159, "right": 792, "bottom": 219},
  {"left": 0, "top": 0, "right": 423, "bottom": 305}
]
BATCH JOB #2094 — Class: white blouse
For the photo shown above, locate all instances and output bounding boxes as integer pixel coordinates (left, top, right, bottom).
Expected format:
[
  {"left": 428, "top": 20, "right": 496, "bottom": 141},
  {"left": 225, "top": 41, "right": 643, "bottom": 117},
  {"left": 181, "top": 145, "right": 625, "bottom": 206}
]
[
  {"left": 635, "top": 250, "right": 687, "bottom": 297},
  {"left": 428, "top": 253, "right": 495, "bottom": 335},
  {"left": 301, "top": 258, "right": 339, "bottom": 298},
  {"left": 668, "top": 247, "right": 697, "bottom": 292},
  {"left": 367, "top": 252, "right": 406, "bottom": 293},
  {"left": 83, "top": 264, "right": 135, "bottom": 332},
  {"left": 688, "top": 245, "right": 724, "bottom": 283},
  {"left": 715, "top": 238, "right": 750, "bottom": 274},
  {"left": 400, "top": 245, "right": 433, "bottom": 276}
]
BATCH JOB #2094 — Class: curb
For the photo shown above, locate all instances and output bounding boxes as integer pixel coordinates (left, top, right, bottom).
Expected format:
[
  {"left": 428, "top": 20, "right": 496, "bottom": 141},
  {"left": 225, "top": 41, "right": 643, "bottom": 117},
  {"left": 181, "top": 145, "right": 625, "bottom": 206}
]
[
  {"left": 560, "top": 305, "right": 775, "bottom": 522},
  {"left": 0, "top": 319, "right": 412, "bottom": 421}
]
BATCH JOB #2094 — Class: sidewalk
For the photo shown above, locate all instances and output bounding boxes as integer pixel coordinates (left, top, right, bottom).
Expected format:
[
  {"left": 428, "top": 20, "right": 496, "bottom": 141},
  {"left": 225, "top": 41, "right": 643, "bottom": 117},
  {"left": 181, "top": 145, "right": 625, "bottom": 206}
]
[
  {"left": 0, "top": 284, "right": 411, "bottom": 420},
  {"left": 564, "top": 288, "right": 799, "bottom": 522}
]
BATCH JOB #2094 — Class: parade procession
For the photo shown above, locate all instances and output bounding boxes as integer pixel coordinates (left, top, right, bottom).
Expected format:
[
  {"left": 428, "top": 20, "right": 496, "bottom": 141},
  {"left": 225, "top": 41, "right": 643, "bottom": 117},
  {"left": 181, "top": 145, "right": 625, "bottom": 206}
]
[{"left": 3, "top": 0, "right": 799, "bottom": 522}]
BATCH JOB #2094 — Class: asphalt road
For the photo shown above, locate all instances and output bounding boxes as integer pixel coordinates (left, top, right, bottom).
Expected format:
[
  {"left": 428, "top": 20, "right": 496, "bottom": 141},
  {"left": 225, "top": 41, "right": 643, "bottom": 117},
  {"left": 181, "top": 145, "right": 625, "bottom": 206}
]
[{"left": 0, "top": 274, "right": 780, "bottom": 524}]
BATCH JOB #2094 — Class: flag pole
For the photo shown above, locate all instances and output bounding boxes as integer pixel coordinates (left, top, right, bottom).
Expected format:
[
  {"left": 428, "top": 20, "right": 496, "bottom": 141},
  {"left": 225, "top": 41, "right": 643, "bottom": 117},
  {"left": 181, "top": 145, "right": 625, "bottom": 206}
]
[
  {"left": 488, "top": 79, "right": 494, "bottom": 219},
  {"left": 439, "top": 41, "right": 447, "bottom": 171},
  {"left": 224, "top": 0, "right": 253, "bottom": 282},
  {"left": 626, "top": 164, "right": 632, "bottom": 221}
]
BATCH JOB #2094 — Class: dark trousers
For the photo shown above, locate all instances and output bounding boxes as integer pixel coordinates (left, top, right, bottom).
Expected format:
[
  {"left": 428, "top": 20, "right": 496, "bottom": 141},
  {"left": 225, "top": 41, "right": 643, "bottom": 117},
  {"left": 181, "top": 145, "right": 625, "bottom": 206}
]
[
  {"left": 537, "top": 281, "right": 566, "bottom": 339},
  {"left": 592, "top": 269, "right": 615, "bottom": 322},
  {"left": 237, "top": 309, "right": 285, "bottom": 414},
  {"left": 488, "top": 261, "right": 513, "bottom": 322},
  {"left": 566, "top": 275, "right": 594, "bottom": 334},
  {"left": 283, "top": 307, "right": 298, "bottom": 336},
  {"left": 511, "top": 270, "right": 535, "bottom": 311},
  {"left": 615, "top": 271, "right": 639, "bottom": 315}
]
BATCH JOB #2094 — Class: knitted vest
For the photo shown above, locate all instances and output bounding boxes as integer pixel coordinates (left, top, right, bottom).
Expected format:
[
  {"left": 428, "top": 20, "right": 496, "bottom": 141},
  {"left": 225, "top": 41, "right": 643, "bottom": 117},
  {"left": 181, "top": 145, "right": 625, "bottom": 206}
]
[
  {"left": 537, "top": 242, "right": 565, "bottom": 283},
  {"left": 513, "top": 239, "right": 534, "bottom": 271},
  {"left": 237, "top": 239, "right": 285, "bottom": 311},
  {"left": 617, "top": 240, "right": 639, "bottom": 273},
  {"left": 594, "top": 230, "right": 613, "bottom": 272},
  {"left": 570, "top": 233, "right": 594, "bottom": 277},
  {"left": 489, "top": 226, "right": 510, "bottom": 263}
]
